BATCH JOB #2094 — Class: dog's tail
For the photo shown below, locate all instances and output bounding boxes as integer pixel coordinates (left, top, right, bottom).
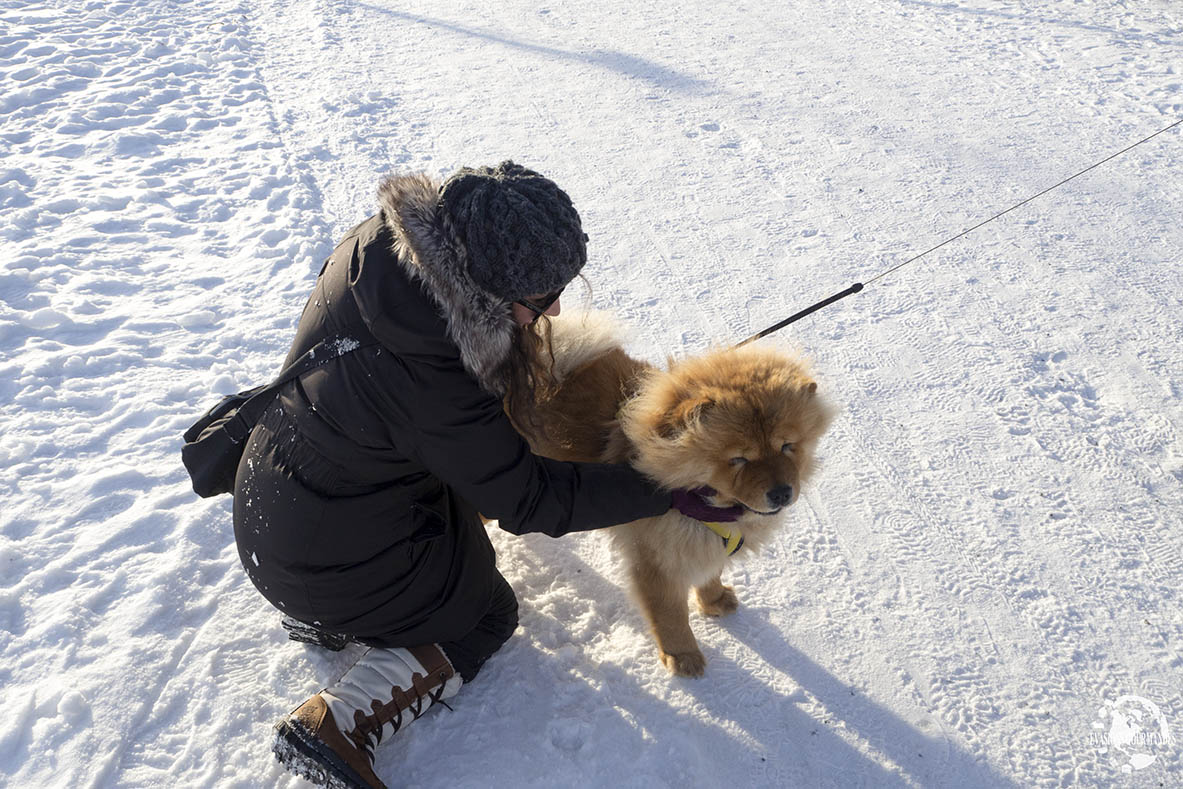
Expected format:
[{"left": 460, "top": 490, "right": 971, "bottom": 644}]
[{"left": 544, "top": 310, "right": 626, "bottom": 383}]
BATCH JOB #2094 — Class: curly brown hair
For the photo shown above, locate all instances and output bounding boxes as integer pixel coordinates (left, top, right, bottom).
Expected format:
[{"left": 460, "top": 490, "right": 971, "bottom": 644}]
[{"left": 500, "top": 314, "right": 559, "bottom": 437}]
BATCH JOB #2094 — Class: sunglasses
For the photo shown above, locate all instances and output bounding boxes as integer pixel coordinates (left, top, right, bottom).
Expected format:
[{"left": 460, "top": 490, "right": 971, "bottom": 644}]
[{"left": 515, "top": 288, "right": 564, "bottom": 320}]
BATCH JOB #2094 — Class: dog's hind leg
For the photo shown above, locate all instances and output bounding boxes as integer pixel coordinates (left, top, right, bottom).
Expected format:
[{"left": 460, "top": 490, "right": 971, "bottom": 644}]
[
  {"left": 630, "top": 559, "right": 705, "bottom": 677},
  {"left": 695, "top": 575, "right": 739, "bottom": 617}
]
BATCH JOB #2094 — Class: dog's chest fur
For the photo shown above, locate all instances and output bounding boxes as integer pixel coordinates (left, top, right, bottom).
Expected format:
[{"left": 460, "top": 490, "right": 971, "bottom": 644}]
[{"left": 608, "top": 510, "right": 780, "bottom": 587}]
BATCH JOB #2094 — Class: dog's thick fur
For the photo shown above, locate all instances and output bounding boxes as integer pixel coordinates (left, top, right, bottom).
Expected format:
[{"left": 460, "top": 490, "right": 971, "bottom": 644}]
[{"left": 520, "top": 312, "right": 835, "bottom": 677}]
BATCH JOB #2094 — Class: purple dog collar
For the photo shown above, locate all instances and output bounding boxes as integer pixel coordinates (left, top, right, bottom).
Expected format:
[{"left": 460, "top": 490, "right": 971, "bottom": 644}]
[{"left": 689, "top": 486, "right": 745, "bottom": 522}]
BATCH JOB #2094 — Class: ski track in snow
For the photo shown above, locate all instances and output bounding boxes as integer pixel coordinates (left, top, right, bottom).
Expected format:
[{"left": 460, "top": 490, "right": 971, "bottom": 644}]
[{"left": 2, "top": 0, "right": 1182, "bottom": 787}]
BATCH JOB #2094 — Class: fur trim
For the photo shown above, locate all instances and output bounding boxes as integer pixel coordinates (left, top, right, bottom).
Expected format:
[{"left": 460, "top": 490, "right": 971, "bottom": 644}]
[{"left": 377, "top": 172, "right": 517, "bottom": 395}]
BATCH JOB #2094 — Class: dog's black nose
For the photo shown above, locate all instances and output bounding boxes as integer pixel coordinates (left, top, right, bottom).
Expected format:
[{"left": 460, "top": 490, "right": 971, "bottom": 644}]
[{"left": 767, "top": 485, "right": 794, "bottom": 508}]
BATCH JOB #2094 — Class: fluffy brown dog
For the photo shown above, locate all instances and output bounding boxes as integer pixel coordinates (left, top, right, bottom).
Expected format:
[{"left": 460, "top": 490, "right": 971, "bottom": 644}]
[{"left": 519, "top": 312, "right": 835, "bottom": 677}]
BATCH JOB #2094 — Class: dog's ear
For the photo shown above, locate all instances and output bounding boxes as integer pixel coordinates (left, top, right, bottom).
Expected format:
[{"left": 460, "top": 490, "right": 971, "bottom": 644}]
[
  {"left": 658, "top": 396, "right": 714, "bottom": 439},
  {"left": 804, "top": 381, "right": 817, "bottom": 396}
]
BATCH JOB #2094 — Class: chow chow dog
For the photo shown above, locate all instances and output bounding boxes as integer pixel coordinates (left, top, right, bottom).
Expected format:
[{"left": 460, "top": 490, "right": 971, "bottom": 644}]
[{"left": 519, "top": 312, "right": 835, "bottom": 677}]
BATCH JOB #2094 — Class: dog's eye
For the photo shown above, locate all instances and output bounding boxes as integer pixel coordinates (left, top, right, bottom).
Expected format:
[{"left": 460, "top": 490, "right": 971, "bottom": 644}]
[
  {"left": 781, "top": 443, "right": 795, "bottom": 454},
  {"left": 729, "top": 456, "right": 748, "bottom": 466}
]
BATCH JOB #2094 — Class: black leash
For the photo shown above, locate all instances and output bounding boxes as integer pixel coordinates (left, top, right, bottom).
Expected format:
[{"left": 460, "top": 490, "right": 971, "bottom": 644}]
[{"left": 735, "top": 117, "right": 1183, "bottom": 348}]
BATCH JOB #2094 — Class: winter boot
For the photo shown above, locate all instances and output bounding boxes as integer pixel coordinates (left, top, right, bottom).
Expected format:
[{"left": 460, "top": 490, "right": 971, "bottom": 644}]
[{"left": 272, "top": 644, "right": 461, "bottom": 789}]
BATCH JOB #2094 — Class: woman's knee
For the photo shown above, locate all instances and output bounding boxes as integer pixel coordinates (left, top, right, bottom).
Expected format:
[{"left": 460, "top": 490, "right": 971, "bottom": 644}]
[{"left": 483, "top": 575, "right": 519, "bottom": 642}]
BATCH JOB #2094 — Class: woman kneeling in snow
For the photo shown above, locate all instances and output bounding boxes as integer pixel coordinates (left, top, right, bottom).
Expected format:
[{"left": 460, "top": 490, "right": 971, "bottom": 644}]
[{"left": 233, "top": 162, "right": 704, "bottom": 789}]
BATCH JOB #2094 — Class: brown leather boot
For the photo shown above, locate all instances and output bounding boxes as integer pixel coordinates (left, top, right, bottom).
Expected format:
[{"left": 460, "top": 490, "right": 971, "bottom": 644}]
[{"left": 273, "top": 644, "right": 461, "bottom": 789}]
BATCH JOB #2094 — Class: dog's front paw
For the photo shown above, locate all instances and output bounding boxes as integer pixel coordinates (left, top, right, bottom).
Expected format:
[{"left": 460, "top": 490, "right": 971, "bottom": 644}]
[
  {"left": 697, "top": 584, "right": 739, "bottom": 617},
  {"left": 662, "top": 649, "right": 706, "bottom": 677}
]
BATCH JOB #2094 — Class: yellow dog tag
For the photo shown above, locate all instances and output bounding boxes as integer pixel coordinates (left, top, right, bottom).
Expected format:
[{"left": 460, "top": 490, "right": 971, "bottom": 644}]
[{"left": 702, "top": 521, "right": 745, "bottom": 556}]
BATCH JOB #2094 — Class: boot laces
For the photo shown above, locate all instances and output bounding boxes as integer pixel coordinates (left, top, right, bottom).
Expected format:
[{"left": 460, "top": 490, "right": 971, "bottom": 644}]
[{"left": 346, "top": 671, "right": 452, "bottom": 758}]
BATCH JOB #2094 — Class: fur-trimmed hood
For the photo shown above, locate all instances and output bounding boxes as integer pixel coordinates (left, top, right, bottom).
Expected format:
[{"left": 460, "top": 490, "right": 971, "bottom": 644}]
[{"left": 376, "top": 172, "right": 517, "bottom": 395}]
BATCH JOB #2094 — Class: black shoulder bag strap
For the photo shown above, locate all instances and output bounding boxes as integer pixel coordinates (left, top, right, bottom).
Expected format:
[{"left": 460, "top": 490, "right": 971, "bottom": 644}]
[
  {"left": 182, "top": 333, "right": 378, "bottom": 498},
  {"left": 222, "top": 335, "right": 378, "bottom": 443}
]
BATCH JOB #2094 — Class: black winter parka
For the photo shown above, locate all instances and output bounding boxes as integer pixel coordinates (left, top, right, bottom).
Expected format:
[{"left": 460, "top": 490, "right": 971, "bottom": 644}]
[{"left": 232, "top": 176, "right": 669, "bottom": 646}]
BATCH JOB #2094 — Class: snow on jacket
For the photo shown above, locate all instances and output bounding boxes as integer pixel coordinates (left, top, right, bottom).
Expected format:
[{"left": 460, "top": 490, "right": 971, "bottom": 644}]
[{"left": 232, "top": 173, "right": 670, "bottom": 645}]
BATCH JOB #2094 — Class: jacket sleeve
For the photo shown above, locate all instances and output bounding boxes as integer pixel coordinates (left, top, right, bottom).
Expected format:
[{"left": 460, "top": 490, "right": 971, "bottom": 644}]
[{"left": 378, "top": 352, "right": 671, "bottom": 538}]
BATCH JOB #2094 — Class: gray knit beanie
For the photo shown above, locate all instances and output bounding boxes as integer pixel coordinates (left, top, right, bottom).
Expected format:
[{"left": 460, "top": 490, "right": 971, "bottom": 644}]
[{"left": 438, "top": 161, "right": 587, "bottom": 302}]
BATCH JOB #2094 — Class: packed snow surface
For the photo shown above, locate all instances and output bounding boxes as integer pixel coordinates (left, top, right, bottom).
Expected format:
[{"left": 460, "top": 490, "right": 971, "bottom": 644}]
[{"left": 2, "top": 0, "right": 1181, "bottom": 787}]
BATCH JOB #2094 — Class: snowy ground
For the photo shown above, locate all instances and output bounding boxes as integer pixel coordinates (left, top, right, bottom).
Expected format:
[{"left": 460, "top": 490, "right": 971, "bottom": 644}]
[{"left": 2, "top": 0, "right": 1182, "bottom": 786}]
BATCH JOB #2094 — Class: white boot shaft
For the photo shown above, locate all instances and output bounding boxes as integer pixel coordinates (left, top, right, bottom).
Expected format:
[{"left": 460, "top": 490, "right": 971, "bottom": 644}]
[{"left": 322, "top": 645, "right": 461, "bottom": 750}]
